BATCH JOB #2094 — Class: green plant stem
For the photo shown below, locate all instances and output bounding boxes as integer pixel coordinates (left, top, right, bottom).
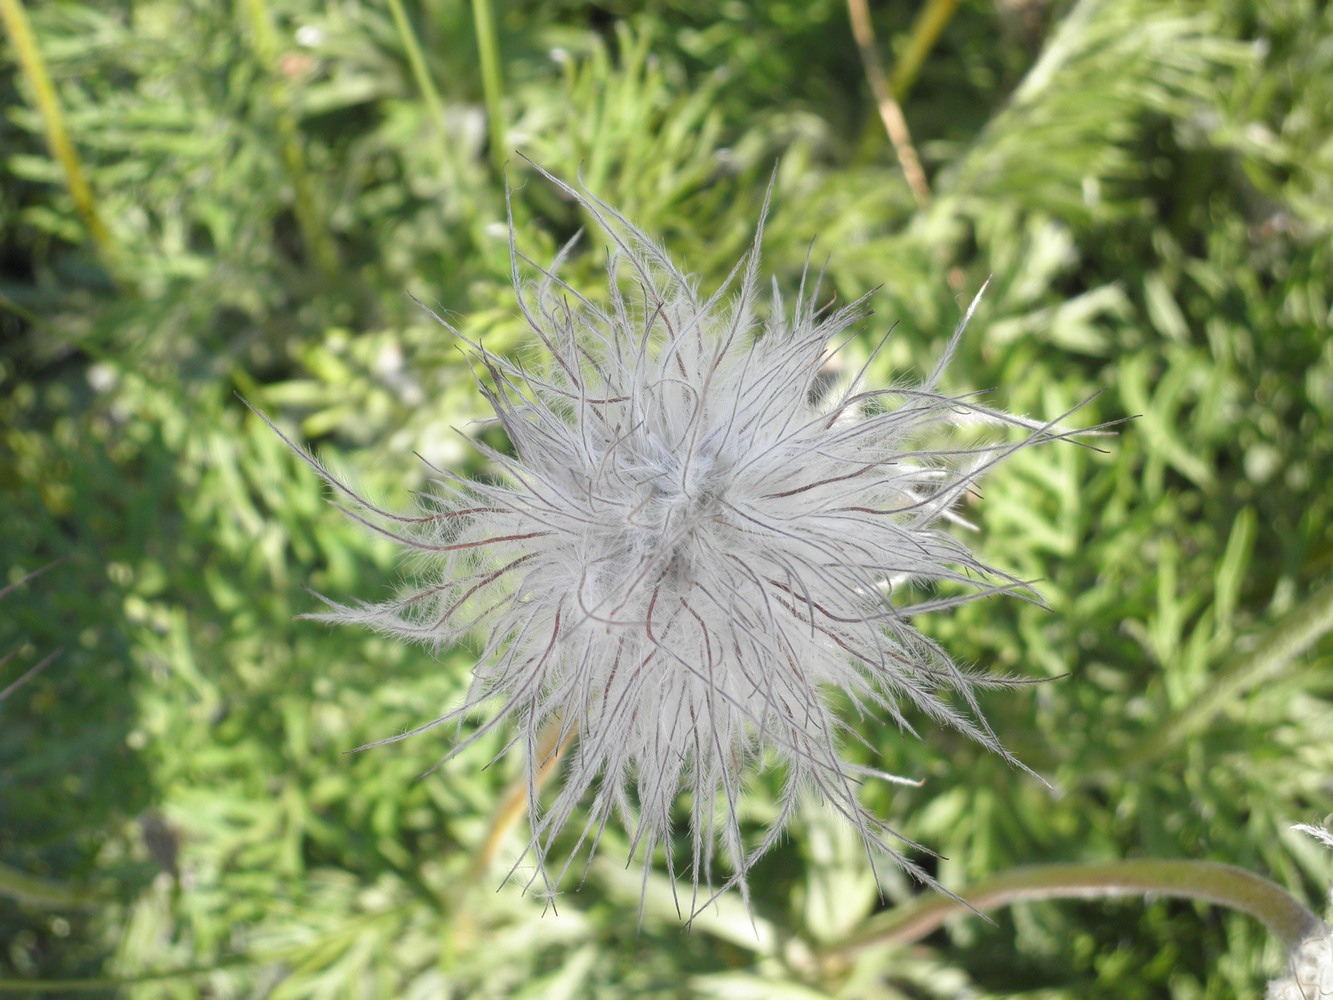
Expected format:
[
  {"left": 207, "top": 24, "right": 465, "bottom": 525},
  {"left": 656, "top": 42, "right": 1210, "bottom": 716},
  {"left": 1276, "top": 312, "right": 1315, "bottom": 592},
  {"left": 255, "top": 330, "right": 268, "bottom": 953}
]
[
  {"left": 0, "top": 0, "right": 121, "bottom": 280},
  {"left": 239, "top": 0, "right": 341, "bottom": 288},
  {"left": 0, "top": 957, "right": 255, "bottom": 994},
  {"left": 828, "top": 859, "right": 1323, "bottom": 963},
  {"left": 890, "top": 0, "right": 959, "bottom": 100},
  {"left": 386, "top": 0, "right": 446, "bottom": 133},
  {"left": 470, "top": 0, "right": 507, "bottom": 171},
  {"left": 1126, "top": 579, "right": 1333, "bottom": 771},
  {"left": 0, "top": 861, "right": 105, "bottom": 910}
]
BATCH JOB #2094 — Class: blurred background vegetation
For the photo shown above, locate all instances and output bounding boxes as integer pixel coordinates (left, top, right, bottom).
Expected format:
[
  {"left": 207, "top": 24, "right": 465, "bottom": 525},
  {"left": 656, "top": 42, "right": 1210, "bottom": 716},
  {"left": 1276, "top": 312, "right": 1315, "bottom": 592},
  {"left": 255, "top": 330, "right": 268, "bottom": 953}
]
[{"left": 2, "top": 0, "right": 1331, "bottom": 996}]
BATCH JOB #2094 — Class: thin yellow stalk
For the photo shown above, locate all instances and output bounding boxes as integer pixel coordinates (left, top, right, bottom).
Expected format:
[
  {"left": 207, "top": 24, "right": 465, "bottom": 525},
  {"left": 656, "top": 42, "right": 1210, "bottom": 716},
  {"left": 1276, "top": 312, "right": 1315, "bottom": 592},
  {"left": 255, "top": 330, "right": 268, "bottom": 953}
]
[
  {"left": 466, "top": 714, "right": 576, "bottom": 887},
  {"left": 0, "top": 0, "right": 121, "bottom": 277},
  {"left": 846, "top": 0, "right": 930, "bottom": 206},
  {"left": 446, "top": 716, "right": 574, "bottom": 953},
  {"left": 890, "top": 0, "right": 959, "bottom": 100}
]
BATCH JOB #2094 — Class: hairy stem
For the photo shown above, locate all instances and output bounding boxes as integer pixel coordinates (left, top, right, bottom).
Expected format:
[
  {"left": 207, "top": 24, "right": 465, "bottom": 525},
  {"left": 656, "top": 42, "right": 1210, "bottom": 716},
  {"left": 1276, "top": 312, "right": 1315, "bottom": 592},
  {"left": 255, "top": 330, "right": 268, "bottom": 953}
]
[{"left": 828, "top": 859, "right": 1323, "bottom": 962}]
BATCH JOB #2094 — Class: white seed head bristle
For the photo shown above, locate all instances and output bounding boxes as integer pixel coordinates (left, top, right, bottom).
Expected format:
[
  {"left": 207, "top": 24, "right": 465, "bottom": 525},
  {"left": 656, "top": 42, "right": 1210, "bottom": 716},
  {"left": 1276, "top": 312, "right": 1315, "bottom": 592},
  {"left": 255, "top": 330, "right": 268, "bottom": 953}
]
[{"left": 265, "top": 164, "right": 1083, "bottom": 918}]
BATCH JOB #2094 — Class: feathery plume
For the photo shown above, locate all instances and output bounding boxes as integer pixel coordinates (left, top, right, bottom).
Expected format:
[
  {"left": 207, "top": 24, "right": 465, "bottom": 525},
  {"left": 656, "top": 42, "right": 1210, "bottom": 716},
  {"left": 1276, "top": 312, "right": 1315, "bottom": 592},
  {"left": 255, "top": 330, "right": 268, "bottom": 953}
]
[
  {"left": 1267, "top": 824, "right": 1333, "bottom": 1000},
  {"left": 254, "top": 164, "right": 1084, "bottom": 917}
]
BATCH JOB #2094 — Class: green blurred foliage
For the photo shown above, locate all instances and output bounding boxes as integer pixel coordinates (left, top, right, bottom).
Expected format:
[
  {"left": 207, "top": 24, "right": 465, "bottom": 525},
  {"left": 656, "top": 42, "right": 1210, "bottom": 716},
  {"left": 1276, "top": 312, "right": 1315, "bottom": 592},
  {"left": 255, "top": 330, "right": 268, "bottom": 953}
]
[{"left": 1, "top": 0, "right": 1330, "bottom": 996}]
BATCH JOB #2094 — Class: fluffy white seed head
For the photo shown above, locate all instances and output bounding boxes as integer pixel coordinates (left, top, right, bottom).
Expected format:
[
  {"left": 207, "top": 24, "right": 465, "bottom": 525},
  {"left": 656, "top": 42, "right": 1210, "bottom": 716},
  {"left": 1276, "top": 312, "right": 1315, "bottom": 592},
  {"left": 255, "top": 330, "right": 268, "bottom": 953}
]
[
  {"left": 263, "top": 166, "right": 1080, "bottom": 917},
  {"left": 1267, "top": 932, "right": 1333, "bottom": 1000},
  {"left": 1267, "top": 824, "right": 1333, "bottom": 1000}
]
